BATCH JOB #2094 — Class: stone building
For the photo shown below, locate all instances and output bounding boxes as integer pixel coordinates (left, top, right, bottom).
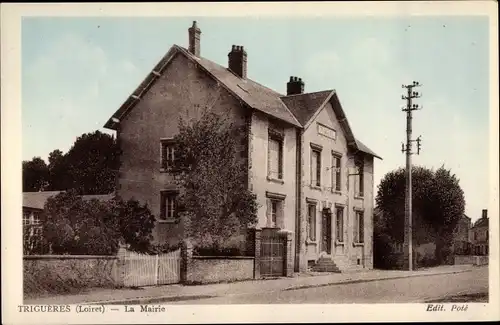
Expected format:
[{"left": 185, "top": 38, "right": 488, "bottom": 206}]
[
  {"left": 104, "top": 21, "right": 381, "bottom": 273},
  {"left": 469, "top": 209, "right": 489, "bottom": 256}
]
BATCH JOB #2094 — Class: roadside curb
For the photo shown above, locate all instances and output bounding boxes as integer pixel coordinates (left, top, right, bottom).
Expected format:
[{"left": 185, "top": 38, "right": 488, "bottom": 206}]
[
  {"left": 80, "top": 268, "right": 474, "bottom": 305},
  {"left": 83, "top": 294, "right": 217, "bottom": 305},
  {"left": 284, "top": 269, "right": 473, "bottom": 292}
]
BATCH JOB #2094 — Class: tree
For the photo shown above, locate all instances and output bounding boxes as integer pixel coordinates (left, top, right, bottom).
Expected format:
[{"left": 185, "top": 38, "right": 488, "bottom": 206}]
[
  {"left": 375, "top": 165, "right": 465, "bottom": 265},
  {"left": 23, "top": 157, "right": 49, "bottom": 192},
  {"left": 64, "top": 130, "right": 120, "bottom": 195},
  {"left": 47, "top": 149, "right": 70, "bottom": 191},
  {"left": 171, "top": 110, "right": 258, "bottom": 251},
  {"left": 42, "top": 190, "right": 156, "bottom": 255}
]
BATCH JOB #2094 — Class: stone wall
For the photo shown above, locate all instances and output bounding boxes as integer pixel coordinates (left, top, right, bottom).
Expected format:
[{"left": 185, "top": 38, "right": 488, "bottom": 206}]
[
  {"left": 24, "top": 255, "right": 119, "bottom": 298},
  {"left": 186, "top": 256, "right": 255, "bottom": 284}
]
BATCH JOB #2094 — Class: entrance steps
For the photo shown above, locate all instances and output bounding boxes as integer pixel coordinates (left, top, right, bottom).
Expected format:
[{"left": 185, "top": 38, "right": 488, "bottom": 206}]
[
  {"left": 311, "top": 256, "right": 365, "bottom": 273},
  {"left": 310, "top": 257, "right": 341, "bottom": 273}
]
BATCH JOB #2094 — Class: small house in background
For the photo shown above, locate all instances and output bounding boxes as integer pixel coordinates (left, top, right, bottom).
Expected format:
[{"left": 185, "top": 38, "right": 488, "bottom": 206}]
[
  {"left": 22, "top": 191, "right": 114, "bottom": 254},
  {"left": 452, "top": 214, "right": 472, "bottom": 255},
  {"left": 469, "top": 209, "right": 489, "bottom": 256}
]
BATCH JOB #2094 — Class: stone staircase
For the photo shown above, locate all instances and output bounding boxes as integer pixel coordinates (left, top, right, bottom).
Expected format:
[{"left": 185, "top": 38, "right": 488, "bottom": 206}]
[
  {"left": 310, "top": 256, "right": 341, "bottom": 273},
  {"left": 310, "top": 255, "right": 366, "bottom": 273}
]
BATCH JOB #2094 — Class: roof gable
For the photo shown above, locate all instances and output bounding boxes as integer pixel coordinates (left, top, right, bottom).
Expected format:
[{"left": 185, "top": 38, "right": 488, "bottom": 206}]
[
  {"left": 104, "top": 45, "right": 301, "bottom": 129},
  {"left": 282, "top": 90, "right": 382, "bottom": 160},
  {"left": 280, "top": 90, "right": 333, "bottom": 126}
]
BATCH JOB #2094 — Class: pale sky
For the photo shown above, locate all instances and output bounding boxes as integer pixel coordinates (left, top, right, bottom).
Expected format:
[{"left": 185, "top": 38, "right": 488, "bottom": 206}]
[{"left": 22, "top": 16, "right": 489, "bottom": 221}]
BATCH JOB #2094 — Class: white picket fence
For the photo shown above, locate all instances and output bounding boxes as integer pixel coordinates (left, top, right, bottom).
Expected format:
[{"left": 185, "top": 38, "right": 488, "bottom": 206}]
[{"left": 122, "top": 249, "right": 181, "bottom": 287}]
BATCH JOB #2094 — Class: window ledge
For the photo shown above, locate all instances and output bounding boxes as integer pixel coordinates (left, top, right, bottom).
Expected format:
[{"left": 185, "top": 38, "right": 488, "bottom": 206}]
[
  {"left": 353, "top": 242, "right": 365, "bottom": 247},
  {"left": 354, "top": 195, "right": 364, "bottom": 200},
  {"left": 310, "top": 185, "right": 322, "bottom": 191},
  {"left": 158, "top": 219, "right": 177, "bottom": 224},
  {"left": 267, "top": 176, "right": 284, "bottom": 184},
  {"left": 335, "top": 241, "right": 345, "bottom": 246},
  {"left": 306, "top": 239, "right": 318, "bottom": 245},
  {"left": 332, "top": 190, "right": 342, "bottom": 195}
]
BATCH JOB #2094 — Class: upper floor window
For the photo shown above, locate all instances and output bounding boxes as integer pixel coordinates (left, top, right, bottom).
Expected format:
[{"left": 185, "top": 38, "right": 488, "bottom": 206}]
[
  {"left": 160, "top": 139, "right": 175, "bottom": 170},
  {"left": 332, "top": 154, "right": 342, "bottom": 192},
  {"left": 355, "top": 158, "right": 364, "bottom": 197},
  {"left": 311, "top": 144, "right": 322, "bottom": 187},
  {"left": 268, "top": 131, "right": 284, "bottom": 180}
]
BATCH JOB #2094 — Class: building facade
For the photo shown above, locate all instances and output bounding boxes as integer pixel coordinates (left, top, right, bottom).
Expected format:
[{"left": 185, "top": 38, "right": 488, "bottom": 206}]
[
  {"left": 469, "top": 209, "right": 489, "bottom": 256},
  {"left": 104, "top": 22, "right": 381, "bottom": 273}
]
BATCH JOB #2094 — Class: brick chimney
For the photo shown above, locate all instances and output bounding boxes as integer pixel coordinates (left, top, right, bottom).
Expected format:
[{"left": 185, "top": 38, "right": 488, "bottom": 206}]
[
  {"left": 287, "top": 76, "right": 305, "bottom": 95},
  {"left": 228, "top": 45, "right": 247, "bottom": 79},
  {"left": 482, "top": 209, "right": 488, "bottom": 219},
  {"left": 188, "top": 21, "right": 201, "bottom": 57}
]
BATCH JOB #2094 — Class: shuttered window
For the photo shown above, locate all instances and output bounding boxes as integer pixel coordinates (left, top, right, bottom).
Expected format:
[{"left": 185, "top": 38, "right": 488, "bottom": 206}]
[
  {"left": 307, "top": 203, "right": 316, "bottom": 241},
  {"left": 332, "top": 154, "right": 341, "bottom": 192},
  {"left": 268, "top": 136, "right": 283, "bottom": 180},
  {"left": 311, "top": 149, "right": 321, "bottom": 187}
]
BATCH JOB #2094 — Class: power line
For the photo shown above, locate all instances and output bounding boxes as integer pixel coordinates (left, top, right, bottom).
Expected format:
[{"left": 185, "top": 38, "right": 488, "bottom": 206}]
[{"left": 401, "top": 80, "right": 423, "bottom": 271}]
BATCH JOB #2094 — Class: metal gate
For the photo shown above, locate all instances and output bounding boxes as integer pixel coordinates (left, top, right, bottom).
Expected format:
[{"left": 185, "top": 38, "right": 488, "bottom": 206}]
[
  {"left": 123, "top": 249, "right": 181, "bottom": 287},
  {"left": 260, "top": 229, "right": 286, "bottom": 277}
]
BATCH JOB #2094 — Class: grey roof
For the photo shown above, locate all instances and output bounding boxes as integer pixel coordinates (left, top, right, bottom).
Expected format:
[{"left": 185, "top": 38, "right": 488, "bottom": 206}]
[
  {"left": 280, "top": 90, "right": 333, "bottom": 126},
  {"left": 104, "top": 45, "right": 301, "bottom": 129},
  {"left": 23, "top": 191, "right": 115, "bottom": 210},
  {"left": 103, "top": 44, "right": 380, "bottom": 159}
]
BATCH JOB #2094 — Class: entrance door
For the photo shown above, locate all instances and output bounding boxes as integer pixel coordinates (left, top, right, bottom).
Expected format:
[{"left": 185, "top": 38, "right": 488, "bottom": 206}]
[{"left": 322, "top": 209, "right": 332, "bottom": 254}]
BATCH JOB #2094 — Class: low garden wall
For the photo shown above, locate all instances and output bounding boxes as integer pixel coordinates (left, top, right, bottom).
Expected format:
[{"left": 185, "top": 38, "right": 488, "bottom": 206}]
[
  {"left": 24, "top": 255, "right": 119, "bottom": 298},
  {"left": 186, "top": 256, "right": 255, "bottom": 284},
  {"left": 454, "top": 255, "right": 489, "bottom": 266}
]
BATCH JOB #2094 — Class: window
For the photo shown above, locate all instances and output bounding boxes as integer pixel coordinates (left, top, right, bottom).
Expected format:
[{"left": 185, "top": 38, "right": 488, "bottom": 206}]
[
  {"left": 311, "top": 146, "right": 322, "bottom": 187},
  {"left": 335, "top": 207, "right": 344, "bottom": 242},
  {"left": 160, "top": 191, "right": 177, "bottom": 220},
  {"left": 355, "top": 158, "right": 364, "bottom": 197},
  {"left": 268, "top": 135, "right": 283, "bottom": 180},
  {"left": 307, "top": 203, "right": 317, "bottom": 241},
  {"left": 267, "top": 199, "right": 283, "bottom": 228},
  {"left": 332, "top": 154, "right": 342, "bottom": 192},
  {"left": 160, "top": 139, "right": 175, "bottom": 170},
  {"left": 266, "top": 191, "right": 286, "bottom": 228},
  {"left": 354, "top": 210, "right": 364, "bottom": 243},
  {"left": 23, "top": 211, "right": 30, "bottom": 226}
]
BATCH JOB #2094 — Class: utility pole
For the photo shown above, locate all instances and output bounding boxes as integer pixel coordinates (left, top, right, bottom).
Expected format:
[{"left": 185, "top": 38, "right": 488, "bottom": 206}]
[{"left": 401, "top": 81, "right": 422, "bottom": 271}]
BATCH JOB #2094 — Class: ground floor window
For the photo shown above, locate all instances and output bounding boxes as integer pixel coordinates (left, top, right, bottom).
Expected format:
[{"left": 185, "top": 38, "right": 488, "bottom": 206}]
[
  {"left": 335, "top": 206, "right": 344, "bottom": 242},
  {"left": 266, "top": 191, "right": 286, "bottom": 228},
  {"left": 307, "top": 202, "right": 317, "bottom": 241},
  {"left": 354, "top": 210, "right": 364, "bottom": 243},
  {"left": 160, "top": 190, "right": 178, "bottom": 220}
]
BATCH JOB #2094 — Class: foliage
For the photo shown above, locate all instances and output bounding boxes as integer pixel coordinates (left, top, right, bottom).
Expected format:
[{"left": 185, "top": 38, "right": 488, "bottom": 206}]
[
  {"left": 42, "top": 190, "right": 155, "bottom": 255},
  {"left": 23, "top": 157, "right": 49, "bottom": 192},
  {"left": 375, "top": 165, "right": 465, "bottom": 264},
  {"left": 170, "top": 110, "right": 258, "bottom": 249},
  {"left": 62, "top": 130, "right": 121, "bottom": 194},
  {"left": 23, "top": 130, "right": 120, "bottom": 195}
]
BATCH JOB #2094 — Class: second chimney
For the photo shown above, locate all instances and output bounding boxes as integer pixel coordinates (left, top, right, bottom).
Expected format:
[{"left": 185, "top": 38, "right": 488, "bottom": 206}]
[
  {"left": 287, "top": 76, "right": 305, "bottom": 95},
  {"left": 188, "top": 21, "right": 201, "bottom": 57},
  {"left": 482, "top": 209, "right": 488, "bottom": 219},
  {"left": 228, "top": 45, "right": 247, "bottom": 79}
]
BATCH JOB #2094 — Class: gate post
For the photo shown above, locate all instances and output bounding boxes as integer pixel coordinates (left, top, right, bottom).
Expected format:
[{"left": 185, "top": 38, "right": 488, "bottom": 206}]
[
  {"left": 253, "top": 228, "right": 262, "bottom": 279},
  {"left": 284, "top": 231, "right": 294, "bottom": 277},
  {"left": 180, "top": 240, "right": 193, "bottom": 284},
  {"left": 115, "top": 244, "right": 127, "bottom": 287}
]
